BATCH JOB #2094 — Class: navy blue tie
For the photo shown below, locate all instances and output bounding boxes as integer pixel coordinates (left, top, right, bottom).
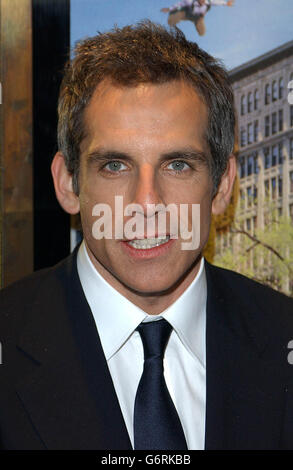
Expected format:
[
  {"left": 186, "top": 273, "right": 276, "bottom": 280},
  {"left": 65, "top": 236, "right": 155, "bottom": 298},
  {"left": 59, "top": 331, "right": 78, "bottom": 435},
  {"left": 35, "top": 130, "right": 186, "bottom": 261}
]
[{"left": 134, "top": 319, "right": 188, "bottom": 450}]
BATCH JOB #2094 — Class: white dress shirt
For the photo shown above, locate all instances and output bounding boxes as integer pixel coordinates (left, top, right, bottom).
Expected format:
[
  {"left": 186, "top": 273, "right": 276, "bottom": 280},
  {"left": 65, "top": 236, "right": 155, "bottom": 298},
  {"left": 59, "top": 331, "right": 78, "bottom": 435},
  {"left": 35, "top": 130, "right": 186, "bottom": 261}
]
[{"left": 77, "top": 241, "right": 207, "bottom": 450}]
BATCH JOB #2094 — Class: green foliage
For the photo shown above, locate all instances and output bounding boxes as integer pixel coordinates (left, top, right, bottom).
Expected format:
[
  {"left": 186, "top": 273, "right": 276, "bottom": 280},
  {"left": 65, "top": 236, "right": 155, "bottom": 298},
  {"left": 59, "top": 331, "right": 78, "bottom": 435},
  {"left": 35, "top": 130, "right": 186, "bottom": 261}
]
[{"left": 214, "top": 204, "right": 293, "bottom": 297}]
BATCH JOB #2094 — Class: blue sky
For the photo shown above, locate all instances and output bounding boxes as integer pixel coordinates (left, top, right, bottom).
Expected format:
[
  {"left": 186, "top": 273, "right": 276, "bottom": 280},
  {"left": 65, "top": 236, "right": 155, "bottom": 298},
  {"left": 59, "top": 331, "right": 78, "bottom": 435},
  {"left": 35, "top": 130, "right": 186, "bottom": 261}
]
[{"left": 71, "top": 0, "right": 293, "bottom": 70}]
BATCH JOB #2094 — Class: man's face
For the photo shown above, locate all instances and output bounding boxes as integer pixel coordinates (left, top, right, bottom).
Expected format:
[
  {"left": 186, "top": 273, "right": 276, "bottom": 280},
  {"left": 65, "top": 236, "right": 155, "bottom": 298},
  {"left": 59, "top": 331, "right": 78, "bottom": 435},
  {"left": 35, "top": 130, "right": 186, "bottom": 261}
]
[{"left": 78, "top": 79, "right": 214, "bottom": 294}]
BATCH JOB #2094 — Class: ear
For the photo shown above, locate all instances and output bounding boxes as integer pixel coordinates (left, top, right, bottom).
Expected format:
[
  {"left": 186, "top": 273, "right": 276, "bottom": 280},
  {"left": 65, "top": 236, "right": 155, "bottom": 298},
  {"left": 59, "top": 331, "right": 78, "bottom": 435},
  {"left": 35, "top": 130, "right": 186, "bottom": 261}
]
[
  {"left": 212, "top": 154, "right": 237, "bottom": 215},
  {"left": 51, "top": 152, "right": 80, "bottom": 214}
]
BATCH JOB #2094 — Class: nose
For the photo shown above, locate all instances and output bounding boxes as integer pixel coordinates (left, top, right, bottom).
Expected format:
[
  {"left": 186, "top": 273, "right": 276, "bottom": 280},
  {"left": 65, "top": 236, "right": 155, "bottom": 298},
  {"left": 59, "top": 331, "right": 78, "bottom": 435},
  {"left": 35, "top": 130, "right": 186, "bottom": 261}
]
[{"left": 133, "top": 163, "right": 164, "bottom": 216}]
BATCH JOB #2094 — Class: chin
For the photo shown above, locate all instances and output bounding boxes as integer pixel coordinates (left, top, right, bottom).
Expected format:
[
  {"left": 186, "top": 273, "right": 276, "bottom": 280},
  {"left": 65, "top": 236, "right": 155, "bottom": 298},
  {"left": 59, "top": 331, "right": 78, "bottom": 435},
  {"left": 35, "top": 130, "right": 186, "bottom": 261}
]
[
  {"left": 124, "top": 279, "right": 175, "bottom": 296},
  {"left": 117, "top": 269, "right": 183, "bottom": 296}
]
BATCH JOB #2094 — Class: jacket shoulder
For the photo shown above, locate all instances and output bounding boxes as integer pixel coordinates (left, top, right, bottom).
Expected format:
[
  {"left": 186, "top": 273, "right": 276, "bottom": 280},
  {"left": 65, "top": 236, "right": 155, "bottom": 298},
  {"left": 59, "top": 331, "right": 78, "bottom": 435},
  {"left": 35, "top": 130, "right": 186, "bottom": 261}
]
[
  {"left": 206, "top": 261, "right": 293, "bottom": 328},
  {"left": 208, "top": 262, "right": 292, "bottom": 298},
  {"left": 0, "top": 255, "right": 73, "bottom": 334}
]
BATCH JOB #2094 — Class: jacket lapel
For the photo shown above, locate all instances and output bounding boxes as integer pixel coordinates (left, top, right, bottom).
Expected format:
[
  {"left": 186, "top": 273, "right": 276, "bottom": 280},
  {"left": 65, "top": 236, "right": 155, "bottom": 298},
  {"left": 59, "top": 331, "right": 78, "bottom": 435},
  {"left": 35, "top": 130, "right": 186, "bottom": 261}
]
[
  {"left": 13, "top": 252, "right": 293, "bottom": 450},
  {"left": 204, "top": 262, "right": 290, "bottom": 450},
  {"left": 15, "top": 251, "right": 132, "bottom": 450}
]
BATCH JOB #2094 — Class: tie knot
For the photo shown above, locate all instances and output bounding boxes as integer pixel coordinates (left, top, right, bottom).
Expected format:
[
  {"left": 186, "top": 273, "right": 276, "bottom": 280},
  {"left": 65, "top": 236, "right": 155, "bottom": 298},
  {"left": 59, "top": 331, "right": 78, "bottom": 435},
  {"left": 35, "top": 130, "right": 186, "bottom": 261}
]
[{"left": 136, "top": 319, "right": 173, "bottom": 360}]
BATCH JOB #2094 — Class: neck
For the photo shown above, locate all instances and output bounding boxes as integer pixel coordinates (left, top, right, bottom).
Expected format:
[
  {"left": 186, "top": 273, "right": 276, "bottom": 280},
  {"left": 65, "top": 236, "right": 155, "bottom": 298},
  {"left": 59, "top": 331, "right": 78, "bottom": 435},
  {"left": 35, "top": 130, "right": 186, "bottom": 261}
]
[{"left": 85, "top": 244, "right": 202, "bottom": 315}]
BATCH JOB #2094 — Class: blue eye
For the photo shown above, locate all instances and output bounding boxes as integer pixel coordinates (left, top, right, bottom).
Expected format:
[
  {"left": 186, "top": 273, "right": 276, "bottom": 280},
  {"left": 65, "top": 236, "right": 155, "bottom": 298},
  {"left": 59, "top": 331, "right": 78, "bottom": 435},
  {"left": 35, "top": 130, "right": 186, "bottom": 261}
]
[
  {"left": 167, "top": 161, "right": 189, "bottom": 172},
  {"left": 104, "top": 161, "right": 127, "bottom": 172}
]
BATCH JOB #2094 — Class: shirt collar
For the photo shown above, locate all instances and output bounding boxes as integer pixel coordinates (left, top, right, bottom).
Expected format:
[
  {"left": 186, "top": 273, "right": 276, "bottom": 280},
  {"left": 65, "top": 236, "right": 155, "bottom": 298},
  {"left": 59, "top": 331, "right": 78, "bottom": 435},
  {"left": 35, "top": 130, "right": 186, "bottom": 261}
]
[
  {"left": 160, "top": 257, "right": 207, "bottom": 367},
  {"left": 77, "top": 241, "right": 206, "bottom": 366}
]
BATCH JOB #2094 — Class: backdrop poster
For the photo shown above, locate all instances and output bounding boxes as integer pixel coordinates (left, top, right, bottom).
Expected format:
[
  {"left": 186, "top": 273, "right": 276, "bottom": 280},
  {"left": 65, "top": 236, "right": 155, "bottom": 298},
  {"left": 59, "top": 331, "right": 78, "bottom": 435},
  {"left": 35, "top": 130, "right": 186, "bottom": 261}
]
[{"left": 70, "top": 0, "right": 293, "bottom": 296}]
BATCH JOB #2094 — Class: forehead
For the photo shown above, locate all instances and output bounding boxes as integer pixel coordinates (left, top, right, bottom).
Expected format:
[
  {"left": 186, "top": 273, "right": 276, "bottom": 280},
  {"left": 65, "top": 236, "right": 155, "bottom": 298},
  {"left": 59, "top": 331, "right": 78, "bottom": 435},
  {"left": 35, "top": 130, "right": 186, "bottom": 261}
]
[{"left": 80, "top": 79, "right": 209, "bottom": 156}]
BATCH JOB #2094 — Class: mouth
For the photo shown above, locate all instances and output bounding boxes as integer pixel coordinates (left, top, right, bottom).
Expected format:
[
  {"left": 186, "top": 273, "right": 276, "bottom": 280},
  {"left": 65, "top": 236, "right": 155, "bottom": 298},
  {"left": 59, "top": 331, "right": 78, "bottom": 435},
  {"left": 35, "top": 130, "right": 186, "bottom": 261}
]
[
  {"left": 120, "top": 235, "right": 175, "bottom": 259},
  {"left": 127, "top": 235, "right": 170, "bottom": 250}
]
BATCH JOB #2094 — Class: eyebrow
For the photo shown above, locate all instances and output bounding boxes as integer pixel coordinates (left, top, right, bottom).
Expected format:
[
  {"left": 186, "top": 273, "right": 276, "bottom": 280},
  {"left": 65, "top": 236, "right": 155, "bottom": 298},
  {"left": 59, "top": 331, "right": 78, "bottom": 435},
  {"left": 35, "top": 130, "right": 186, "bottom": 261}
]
[
  {"left": 158, "top": 149, "right": 209, "bottom": 167},
  {"left": 86, "top": 150, "right": 133, "bottom": 166},
  {"left": 86, "top": 148, "right": 209, "bottom": 167}
]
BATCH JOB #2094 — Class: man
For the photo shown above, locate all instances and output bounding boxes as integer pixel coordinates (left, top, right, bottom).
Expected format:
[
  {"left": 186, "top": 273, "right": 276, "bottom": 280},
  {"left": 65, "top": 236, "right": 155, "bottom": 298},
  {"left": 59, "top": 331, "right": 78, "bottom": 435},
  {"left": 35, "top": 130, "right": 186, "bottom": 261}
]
[
  {"left": 0, "top": 21, "right": 293, "bottom": 451},
  {"left": 161, "top": 0, "right": 234, "bottom": 36}
]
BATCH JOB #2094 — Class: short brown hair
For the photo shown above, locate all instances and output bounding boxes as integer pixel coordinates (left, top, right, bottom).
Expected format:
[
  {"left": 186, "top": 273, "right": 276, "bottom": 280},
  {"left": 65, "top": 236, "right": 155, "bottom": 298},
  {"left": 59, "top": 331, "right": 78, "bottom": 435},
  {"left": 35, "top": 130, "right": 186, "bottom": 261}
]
[{"left": 57, "top": 20, "right": 235, "bottom": 194}]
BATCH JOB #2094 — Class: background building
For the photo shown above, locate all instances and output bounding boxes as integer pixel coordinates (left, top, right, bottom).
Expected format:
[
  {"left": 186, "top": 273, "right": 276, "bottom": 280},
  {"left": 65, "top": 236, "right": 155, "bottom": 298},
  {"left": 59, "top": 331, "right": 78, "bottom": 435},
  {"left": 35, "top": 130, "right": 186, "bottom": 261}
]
[{"left": 215, "top": 40, "right": 293, "bottom": 295}]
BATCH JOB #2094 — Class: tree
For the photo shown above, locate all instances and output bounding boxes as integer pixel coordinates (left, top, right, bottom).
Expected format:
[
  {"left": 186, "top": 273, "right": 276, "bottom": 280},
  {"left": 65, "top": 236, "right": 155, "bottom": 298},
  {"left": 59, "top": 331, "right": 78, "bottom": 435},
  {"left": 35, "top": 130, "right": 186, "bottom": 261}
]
[{"left": 214, "top": 203, "right": 293, "bottom": 297}]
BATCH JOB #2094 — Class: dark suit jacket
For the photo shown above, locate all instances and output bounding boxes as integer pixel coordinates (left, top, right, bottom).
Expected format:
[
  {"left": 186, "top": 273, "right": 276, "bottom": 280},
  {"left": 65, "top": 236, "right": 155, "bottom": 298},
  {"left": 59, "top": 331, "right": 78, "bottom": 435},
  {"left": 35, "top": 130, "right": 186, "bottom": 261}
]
[{"left": 0, "top": 249, "right": 293, "bottom": 450}]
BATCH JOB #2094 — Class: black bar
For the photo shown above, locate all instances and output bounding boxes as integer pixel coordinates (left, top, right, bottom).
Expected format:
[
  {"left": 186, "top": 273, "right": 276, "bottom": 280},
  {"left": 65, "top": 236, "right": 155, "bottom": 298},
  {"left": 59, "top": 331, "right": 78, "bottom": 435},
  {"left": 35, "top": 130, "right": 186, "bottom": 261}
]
[{"left": 33, "top": 0, "right": 71, "bottom": 270}]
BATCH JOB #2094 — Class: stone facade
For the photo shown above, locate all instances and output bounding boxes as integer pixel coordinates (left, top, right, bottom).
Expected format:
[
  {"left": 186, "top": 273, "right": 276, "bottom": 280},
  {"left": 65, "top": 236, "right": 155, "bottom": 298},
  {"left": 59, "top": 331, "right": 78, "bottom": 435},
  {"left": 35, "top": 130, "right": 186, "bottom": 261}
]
[{"left": 216, "top": 41, "right": 293, "bottom": 293}]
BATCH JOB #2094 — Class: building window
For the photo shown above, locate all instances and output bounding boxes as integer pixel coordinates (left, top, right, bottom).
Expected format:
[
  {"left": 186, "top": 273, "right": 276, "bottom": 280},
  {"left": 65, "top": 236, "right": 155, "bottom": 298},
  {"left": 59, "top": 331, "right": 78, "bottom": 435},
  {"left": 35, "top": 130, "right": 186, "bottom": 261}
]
[
  {"left": 240, "top": 189, "right": 245, "bottom": 210},
  {"left": 289, "top": 170, "right": 293, "bottom": 194},
  {"left": 278, "top": 109, "right": 283, "bottom": 132},
  {"left": 247, "top": 186, "right": 252, "bottom": 200},
  {"left": 278, "top": 142, "right": 283, "bottom": 164},
  {"left": 247, "top": 187, "right": 252, "bottom": 207},
  {"left": 264, "top": 147, "right": 270, "bottom": 169},
  {"left": 272, "top": 145, "right": 277, "bottom": 166},
  {"left": 264, "top": 179, "right": 270, "bottom": 197},
  {"left": 239, "top": 156, "right": 246, "bottom": 178},
  {"left": 278, "top": 176, "right": 283, "bottom": 198},
  {"left": 253, "top": 216, "right": 257, "bottom": 233},
  {"left": 272, "top": 112, "right": 277, "bottom": 134},
  {"left": 272, "top": 80, "right": 278, "bottom": 101},
  {"left": 290, "top": 204, "right": 293, "bottom": 223},
  {"left": 290, "top": 138, "right": 293, "bottom": 159},
  {"left": 254, "top": 152, "right": 259, "bottom": 174},
  {"left": 254, "top": 89, "right": 259, "bottom": 110},
  {"left": 247, "top": 155, "right": 253, "bottom": 175},
  {"left": 271, "top": 177, "right": 277, "bottom": 199},
  {"left": 240, "top": 95, "right": 246, "bottom": 115},
  {"left": 247, "top": 123, "right": 253, "bottom": 144},
  {"left": 247, "top": 92, "right": 253, "bottom": 113},
  {"left": 240, "top": 128, "right": 246, "bottom": 147},
  {"left": 265, "top": 84, "right": 270, "bottom": 105},
  {"left": 246, "top": 218, "right": 251, "bottom": 231},
  {"left": 279, "top": 77, "right": 284, "bottom": 99},
  {"left": 290, "top": 106, "right": 293, "bottom": 127},
  {"left": 254, "top": 120, "right": 258, "bottom": 142},
  {"left": 253, "top": 185, "right": 258, "bottom": 201},
  {"left": 265, "top": 115, "right": 270, "bottom": 137}
]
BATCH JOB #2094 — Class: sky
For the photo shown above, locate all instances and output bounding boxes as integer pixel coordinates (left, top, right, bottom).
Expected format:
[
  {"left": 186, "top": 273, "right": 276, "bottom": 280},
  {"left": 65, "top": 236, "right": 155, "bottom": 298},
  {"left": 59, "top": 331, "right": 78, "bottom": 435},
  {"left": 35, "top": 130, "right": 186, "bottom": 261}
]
[{"left": 71, "top": 0, "right": 293, "bottom": 71}]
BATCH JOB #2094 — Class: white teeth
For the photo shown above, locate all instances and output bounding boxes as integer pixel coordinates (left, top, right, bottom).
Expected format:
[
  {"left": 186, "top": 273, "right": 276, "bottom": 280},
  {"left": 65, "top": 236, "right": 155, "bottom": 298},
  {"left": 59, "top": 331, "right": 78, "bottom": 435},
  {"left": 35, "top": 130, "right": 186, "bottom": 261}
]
[{"left": 128, "top": 236, "right": 170, "bottom": 249}]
